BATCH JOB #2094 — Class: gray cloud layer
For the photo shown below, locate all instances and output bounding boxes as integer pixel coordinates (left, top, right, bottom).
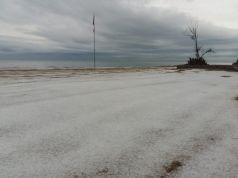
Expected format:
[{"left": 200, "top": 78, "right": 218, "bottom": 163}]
[{"left": 0, "top": 0, "right": 238, "bottom": 61}]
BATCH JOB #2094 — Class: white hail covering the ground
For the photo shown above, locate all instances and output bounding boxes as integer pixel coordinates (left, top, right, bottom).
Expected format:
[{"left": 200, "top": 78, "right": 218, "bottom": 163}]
[{"left": 0, "top": 69, "right": 238, "bottom": 178}]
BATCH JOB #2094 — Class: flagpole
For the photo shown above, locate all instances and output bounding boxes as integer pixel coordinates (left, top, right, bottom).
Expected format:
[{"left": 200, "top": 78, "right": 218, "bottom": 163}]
[{"left": 93, "top": 15, "right": 96, "bottom": 69}]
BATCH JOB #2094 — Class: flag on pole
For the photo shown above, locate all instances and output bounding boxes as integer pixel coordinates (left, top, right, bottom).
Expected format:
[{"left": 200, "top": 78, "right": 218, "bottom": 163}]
[{"left": 93, "top": 15, "right": 95, "bottom": 32}]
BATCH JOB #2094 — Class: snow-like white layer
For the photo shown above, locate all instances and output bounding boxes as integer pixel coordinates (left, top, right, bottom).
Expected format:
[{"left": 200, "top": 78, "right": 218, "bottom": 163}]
[{"left": 0, "top": 69, "right": 238, "bottom": 178}]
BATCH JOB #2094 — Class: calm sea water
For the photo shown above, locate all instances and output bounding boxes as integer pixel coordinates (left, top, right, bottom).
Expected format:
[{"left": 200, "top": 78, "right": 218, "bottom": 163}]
[{"left": 0, "top": 58, "right": 233, "bottom": 69}]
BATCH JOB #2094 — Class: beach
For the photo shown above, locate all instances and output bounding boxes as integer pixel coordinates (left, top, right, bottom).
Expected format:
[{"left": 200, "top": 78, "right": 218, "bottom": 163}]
[{"left": 1, "top": 67, "right": 238, "bottom": 178}]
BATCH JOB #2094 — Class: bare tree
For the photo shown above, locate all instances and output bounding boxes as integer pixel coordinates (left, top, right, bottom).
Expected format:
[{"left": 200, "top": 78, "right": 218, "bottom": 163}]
[
  {"left": 187, "top": 25, "right": 200, "bottom": 59},
  {"left": 233, "top": 50, "right": 238, "bottom": 65},
  {"left": 233, "top": 59, "right": 238, "bottom": 65},
  {"left": 186, "top": 25, "right": 214, "bottom": 65}
]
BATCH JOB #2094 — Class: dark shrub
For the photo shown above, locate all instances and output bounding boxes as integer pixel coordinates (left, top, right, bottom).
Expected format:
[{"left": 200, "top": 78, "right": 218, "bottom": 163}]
[{"left": 187, "top": 57, "right": 207, "bottom": 65}]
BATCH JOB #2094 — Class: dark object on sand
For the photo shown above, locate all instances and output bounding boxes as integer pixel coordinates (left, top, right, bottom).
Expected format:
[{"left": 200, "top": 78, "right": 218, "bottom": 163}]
[
  {"left": 164, "top": 161, "right": 183, "bottom": 173},
  {"left": 233, "top": 59, "right": 238, "bottom": 65}
]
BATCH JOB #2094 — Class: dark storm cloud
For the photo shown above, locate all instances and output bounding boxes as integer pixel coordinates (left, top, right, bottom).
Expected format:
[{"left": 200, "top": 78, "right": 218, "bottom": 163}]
[{"left": 0, "top": 0, "right": 238, "bottom": 60}]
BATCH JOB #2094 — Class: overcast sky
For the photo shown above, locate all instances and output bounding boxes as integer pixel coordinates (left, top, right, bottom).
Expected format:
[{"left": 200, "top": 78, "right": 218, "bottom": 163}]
[{"left": 0, "top": 0, "right": 238, "bottom": 61}]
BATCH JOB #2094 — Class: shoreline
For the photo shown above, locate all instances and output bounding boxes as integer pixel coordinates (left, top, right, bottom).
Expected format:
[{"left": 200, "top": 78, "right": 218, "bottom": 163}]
[
  {"left": 1, "top": 64, "right": 238, "bottom": 78},
  {"left": 0, "top": 66, "right": 176, "bottom": 78},
  {"left": 177, "top": 64, "right": 238, "bottom": 72}
]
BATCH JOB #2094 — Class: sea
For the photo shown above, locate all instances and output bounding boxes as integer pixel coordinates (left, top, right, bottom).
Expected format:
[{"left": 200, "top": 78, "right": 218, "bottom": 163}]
[{"left": 0, "top": 58, "right": 234, "bottom": 70}]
